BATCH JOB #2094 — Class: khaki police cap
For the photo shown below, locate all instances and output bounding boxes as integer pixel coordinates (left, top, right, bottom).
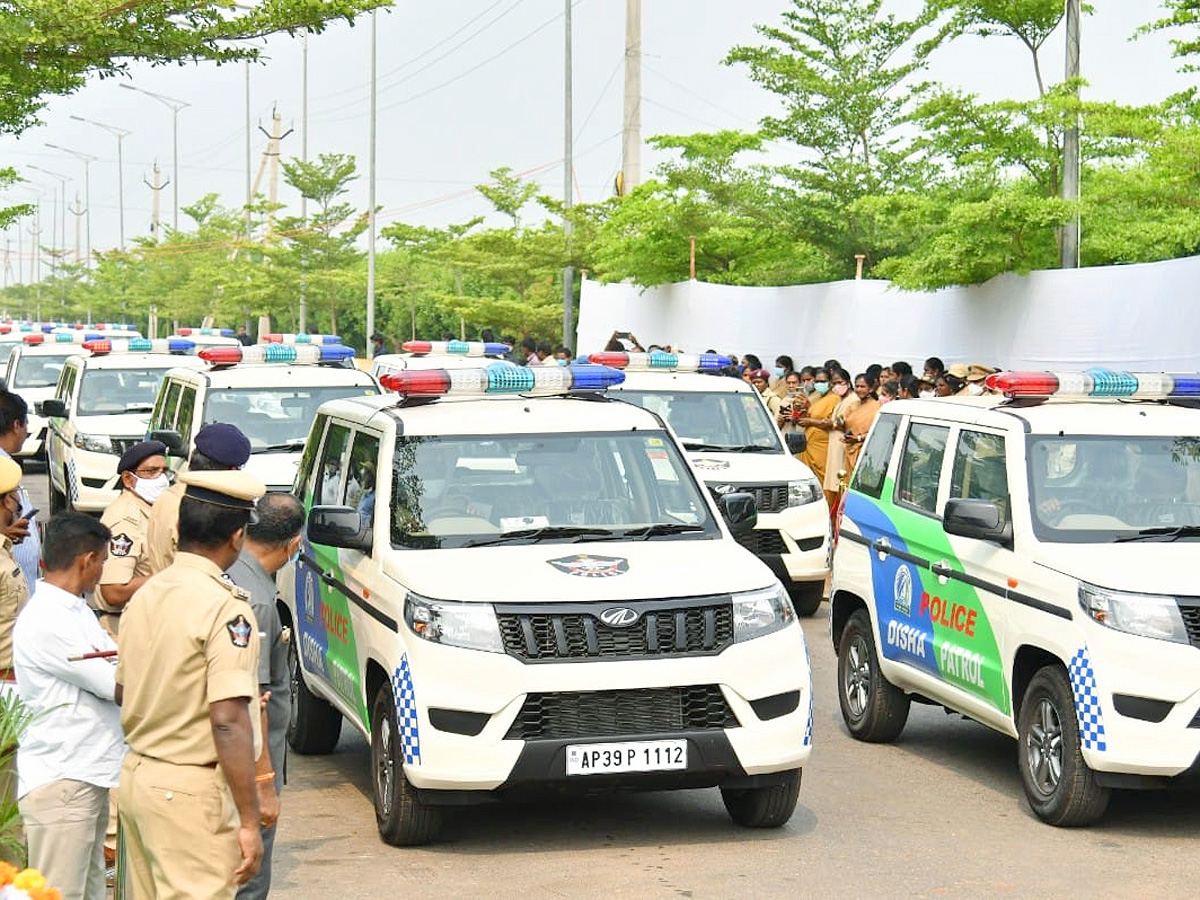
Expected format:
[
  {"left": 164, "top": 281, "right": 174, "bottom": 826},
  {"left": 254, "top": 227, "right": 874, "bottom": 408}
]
[
  {"left": 966, "top": 363, "right": 997, "bottom": 382},
  {"left": 179, "top": 469, "right": 267, "bottom": 512},
  {"left": 946, "top": 363, "right": 970, "bottom": 380},
  {"left": 0, "top": 457, "right": 20, "bottom": 495}
]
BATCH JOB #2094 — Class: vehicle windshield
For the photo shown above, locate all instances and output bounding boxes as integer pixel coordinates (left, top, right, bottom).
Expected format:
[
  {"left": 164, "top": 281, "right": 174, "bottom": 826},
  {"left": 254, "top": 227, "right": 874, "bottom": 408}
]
[
  {"left": 389, "top": 430, "right": 720, "bottom": 549},
  {"left": 77, "top": 368, "right": 169, "bottom": 415},
  {"left": 0, "top": 345, "right": 14, "bottom": 366},
  {"left": 1029, "top": 435, "right": 1200, "bottom": 542},
  {"left": 613, "top": 389, "right": 782, "bottom": 452},
  {"left": 13, "top": 352, "right": 73, "bottom": 389},
  {"left": 204, "top": 384, "right": 377, "bottom": 450}
]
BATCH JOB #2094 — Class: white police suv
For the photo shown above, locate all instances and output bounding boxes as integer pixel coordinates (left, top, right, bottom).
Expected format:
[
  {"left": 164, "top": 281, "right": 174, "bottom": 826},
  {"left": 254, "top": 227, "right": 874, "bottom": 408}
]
[
  {"left": 146, "top": 342, "right": 378, "bottom": 491},
  {"left": 370, "top": 340, "right": 515, "bottom": 387},
  {"left": 597, "top": 352, "right": 829, "bottom": 616},
  {"left": 830, "top": 368, "right": 1200, "bottom": 826},
  {"left": 42, "top": 339, "right": 207, "bottom": 513},
  {"left": 277, "top": 361, "right": 814, "bottom": 845}
]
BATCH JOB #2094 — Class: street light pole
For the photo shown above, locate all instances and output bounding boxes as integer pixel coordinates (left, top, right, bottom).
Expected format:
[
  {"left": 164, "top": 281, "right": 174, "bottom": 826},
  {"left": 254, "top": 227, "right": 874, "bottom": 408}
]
[
  {"left": 45, "top": 144, "right": 97, "bottom": 268},
  {"left": 28, "top": 166, "right": 70, "bottom": 271},
  {"left": 366, "top": 10, "right": 377, "bottom": 357},
  {"left": 120, "top": 84, "right": 189, "bottom": 232},
  {"left": 71, "top": 115, "right": 131, "bottom": 251}
]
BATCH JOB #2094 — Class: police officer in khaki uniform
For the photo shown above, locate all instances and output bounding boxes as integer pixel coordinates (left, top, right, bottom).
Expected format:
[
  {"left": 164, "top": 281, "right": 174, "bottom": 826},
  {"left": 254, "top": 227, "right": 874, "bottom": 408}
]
[
  {"left": 0, "top": 455, "right": 30, "bottom": 808},
  {"left": 145, "top": 423, "right": 252, "bottom": 576},
  {"left": 116, "top": 469, "right": 268, "bottom": 899},
  {"left": 95, "top": 441, "right": 170, "bottom": 634}
]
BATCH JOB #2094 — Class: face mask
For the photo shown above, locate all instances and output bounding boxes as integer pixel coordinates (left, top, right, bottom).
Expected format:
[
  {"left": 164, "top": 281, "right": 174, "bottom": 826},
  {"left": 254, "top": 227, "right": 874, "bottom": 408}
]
[
  {"left": 556, "top": 358, "right": 568, "bottom": 367},
  {"left": 879, "top": 394, "right": 892, "bottom": 405},
  {"left": 919, "top": 390, "right": 935, "bottom": 399},
  {"left": 802, "top": 382, "right": 815, "bottom": 395},
  {"left": 813, "top": 382, "right": 830, "bottom": 396},
  {"left": 772, "top": 367, "right": 785, "bottom": 379},
  {"left": 133, "top": 473, "right": 170, "bottom": 505},
  {"left": 967, "top": 382, "right": 984, "bottom": 395},
  {"left": 833, "top": 383, "right": 849, "bottom": 397}
]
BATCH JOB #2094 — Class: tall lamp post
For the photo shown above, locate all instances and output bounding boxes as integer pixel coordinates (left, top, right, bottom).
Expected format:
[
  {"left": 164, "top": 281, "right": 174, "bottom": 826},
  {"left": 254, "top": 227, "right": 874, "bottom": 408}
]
[
  {"left": 119, "top": 84, "right": 189, "bottom": 232},
  {"left": 70, "top": 116, "right": 131, "bottom": 251},
  {"left": 45, "top": 144, "right": 97, "bottom": 268},
  {"left": 27, "top": 166, "right": 69, "bottom": 272}
]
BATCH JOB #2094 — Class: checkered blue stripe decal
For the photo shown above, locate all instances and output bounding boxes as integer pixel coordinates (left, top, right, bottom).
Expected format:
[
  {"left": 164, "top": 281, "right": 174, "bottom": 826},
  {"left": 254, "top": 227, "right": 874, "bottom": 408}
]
[
  {"left": 66, "top": 458, "right": 79, "bottom": 504},
  {"left": 392, "top": 654, "right": 421, "bottom": 765},
  {"left": 1068, "top": 647, "right": 1107, "bottom": 752},
  {"left": 802, "top": 629, "right": 813, "bottom": 747}
]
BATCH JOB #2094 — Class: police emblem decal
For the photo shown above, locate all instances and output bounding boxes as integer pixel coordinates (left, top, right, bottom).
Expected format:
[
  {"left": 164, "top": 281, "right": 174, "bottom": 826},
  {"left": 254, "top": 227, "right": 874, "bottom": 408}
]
[
  {"left": 894, "top": 564, "right": 913, "bottom": 616},
  {"left": 547, "top": 554, "right": 630, "bottom": 577},
  {"left": 226, "top": 614, "right": 253, "bottom": 647},
  {"left": 110, "top": 532, "right": 133, "bottom": 558}
]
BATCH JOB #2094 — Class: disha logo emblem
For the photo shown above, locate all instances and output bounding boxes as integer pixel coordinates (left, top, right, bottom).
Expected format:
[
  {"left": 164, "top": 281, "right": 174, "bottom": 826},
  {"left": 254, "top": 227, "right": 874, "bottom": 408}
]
[{"left": 894, "top": 564, "right": 913, "bottom": 617}]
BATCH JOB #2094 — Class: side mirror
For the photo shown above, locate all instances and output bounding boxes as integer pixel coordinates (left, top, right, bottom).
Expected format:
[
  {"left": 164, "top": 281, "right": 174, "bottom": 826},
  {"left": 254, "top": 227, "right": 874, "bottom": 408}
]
[
  {"left": 149, "top": 429, "right": 186, "bottom": 457},
  {"left": 943, "top": 497, "right": 1012, "bottom": 546},
  {"left": 308, "top": 505, "right": 372, "bottom": 554},
  {"left": 37, "top": 398, "right": 67, "bottom": 419},
  {"left": 717, "top": 491, "right": 758, "bottom": 538},
  {"left": 785, "top": 431, "right": 807, "bottom": 455}
]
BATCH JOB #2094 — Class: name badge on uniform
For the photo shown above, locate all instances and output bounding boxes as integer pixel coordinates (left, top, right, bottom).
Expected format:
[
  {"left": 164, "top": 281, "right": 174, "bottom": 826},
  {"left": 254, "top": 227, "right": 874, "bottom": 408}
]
[{"left": 227, "top": 614, "right": 252, "bottom": 648}]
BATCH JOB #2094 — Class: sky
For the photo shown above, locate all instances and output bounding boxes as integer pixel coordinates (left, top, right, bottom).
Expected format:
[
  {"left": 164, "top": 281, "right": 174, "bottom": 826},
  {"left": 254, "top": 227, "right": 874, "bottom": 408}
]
[{"left": 0, "top": 0, "right": 1192, "bottom": 279}]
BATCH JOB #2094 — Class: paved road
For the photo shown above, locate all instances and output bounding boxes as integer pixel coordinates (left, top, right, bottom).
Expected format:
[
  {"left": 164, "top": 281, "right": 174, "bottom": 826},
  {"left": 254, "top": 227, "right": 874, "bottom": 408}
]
[{"left": 24, "top": 472, "right": 1198, "bottom": 898}]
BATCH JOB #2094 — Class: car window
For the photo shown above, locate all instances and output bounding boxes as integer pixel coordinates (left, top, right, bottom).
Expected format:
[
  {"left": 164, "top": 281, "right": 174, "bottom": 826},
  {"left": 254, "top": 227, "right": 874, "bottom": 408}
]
[
  {"left": 295, "top": 414, "right": 328, "bottom": 498},
  {"left": 345, "top": 432, "right": 381, "bottom": 526},
  {"left": 154, "top": 381, "right": 182, "bottom": 432},
  {"left": 55, "top": 365, "right": 75, "bottom": 402},
  {"left": 616, "top": 389, "right": 782, "bottom": 452},
  {"left": 176, "top": 387, "right": 196, "bottom": 445},
  {"left": 201, "top": 384, "right": 377, "bottom": 451},
  {"left": 317, "top": 424, "right": 351, "bottom": 506},
  {"left": 77, "top": 368, "right": 169, "bottom": 416},
  {"left": 895, "top": 422, "right": 950, "bottom": 515},
  {"left": 950, "top": 431, "right": 1009, "bottom": 520},
  {"left": 14, "top": 353, "right": 70, "bottom": 389},
  {"left": 851, "top": 413, "right": 900, "bottom": 499}
]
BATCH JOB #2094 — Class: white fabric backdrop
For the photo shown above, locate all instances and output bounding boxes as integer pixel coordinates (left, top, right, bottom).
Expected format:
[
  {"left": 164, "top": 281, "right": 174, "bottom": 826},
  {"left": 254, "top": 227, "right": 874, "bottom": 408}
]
[{"left": 576, "top": 255, "right": 1200, "bottom": 373}]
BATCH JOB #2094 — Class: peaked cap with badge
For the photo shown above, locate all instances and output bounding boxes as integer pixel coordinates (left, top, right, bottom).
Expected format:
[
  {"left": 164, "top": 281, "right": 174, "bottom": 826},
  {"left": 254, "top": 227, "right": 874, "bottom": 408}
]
[{"left": 117, "top": 440, "right": 168, "bottom": 475}]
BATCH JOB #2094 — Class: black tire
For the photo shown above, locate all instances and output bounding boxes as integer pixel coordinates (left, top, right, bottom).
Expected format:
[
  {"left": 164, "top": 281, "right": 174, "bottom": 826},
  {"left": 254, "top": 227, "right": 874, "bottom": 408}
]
[
  {"left": 787, "top": 582, "right": 824, "bottom": 617},
  {"left": 721, "top": 769, "right": 802, "bottom": 828},
  {"left": 1017, "top": 666, "right": 1110, "bottom": 827},
  {"left": 837, "top": 609, "right": 910, "bottom": 742},
  {"left": 49, "top": 467, "right": 68, "bottom": 515},
  {"left": 286, "top": 637, "right": 342, "bottom": 755},
  {"left": 370, "top": 682, "right": 442, "bottom": 846}
]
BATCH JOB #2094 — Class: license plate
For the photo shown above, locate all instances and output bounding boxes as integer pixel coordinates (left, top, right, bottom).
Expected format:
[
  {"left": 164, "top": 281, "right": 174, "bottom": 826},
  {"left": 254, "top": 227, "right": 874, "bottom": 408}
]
[{"left": 565, "top": 739, "right": 688, "bottom": 776}]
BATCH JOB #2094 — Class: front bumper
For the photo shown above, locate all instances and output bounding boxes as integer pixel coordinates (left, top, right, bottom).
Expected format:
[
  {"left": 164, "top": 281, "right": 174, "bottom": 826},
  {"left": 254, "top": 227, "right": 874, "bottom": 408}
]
[
  {"left": 17, "top": 414, "right": 46, "bottom": 458},
  {"left": 68, "top": 447, "right": 123, "bottom": 512},
  {"left": 395, "top": 623, "right": 814, "bottom": 793},
  {"left": 744, "top": 502, "right": 830, "bottom": 586}
]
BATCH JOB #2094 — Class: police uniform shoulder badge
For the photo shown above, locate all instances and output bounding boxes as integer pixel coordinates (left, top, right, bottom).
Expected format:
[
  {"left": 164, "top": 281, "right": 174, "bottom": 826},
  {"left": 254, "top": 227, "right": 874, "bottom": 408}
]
[
  {"left": 110, "top": 533, "right": 133, "bottom": 557},
  {"left": 226, "top": 614, "right": 252, "bottom": 647}
]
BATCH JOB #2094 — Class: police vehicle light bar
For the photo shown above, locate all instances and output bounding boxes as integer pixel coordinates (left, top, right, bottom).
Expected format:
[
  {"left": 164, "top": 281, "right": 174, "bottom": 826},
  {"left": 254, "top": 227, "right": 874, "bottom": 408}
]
[
  {"left": 198, "top": 344, "right": 356, "bottom": 365},
  {"left": 379, "top": 363, "right": 625, "bottom": 397},
  {"left": 23, "top": 332, "right": 103, "bottom": 345},
  {"left": 587, "top": 350, "right": 732, "bottom": 372},
  {"left": 401, "top": 340, "right": 511, "bottom": 357},
  {"left": 176, "top": 328, "right": 234, "bottom": 337},
  {"left": 986, "top": 369, "right": 1200, "bottom": 399},
  {"left": 83, "top": 338, "right": 195, "bottom": 355},
  {"left": 262, "top": 333, "right": 342, "bottom": 345}
]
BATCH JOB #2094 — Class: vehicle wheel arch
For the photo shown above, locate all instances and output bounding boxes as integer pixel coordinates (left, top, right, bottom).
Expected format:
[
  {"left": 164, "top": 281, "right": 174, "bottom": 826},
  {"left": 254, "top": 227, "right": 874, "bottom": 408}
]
[
  {"left": 364, "top": 658, "right": 390, "bottom": 732},
  {"left": 1011, "top": 644, "right": 1066, "bottom": 718},
  {"left": 830, "top": 589, "right": 868, "bottom": 651}
]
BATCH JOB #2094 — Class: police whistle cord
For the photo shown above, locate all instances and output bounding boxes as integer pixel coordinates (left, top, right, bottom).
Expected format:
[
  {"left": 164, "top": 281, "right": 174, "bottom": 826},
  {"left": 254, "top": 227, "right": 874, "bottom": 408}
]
[{"left": 68, "top": 649, "right": 118, "bottom": 661}]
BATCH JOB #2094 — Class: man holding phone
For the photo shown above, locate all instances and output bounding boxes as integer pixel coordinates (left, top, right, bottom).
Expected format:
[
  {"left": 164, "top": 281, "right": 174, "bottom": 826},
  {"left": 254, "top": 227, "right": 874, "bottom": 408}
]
[{"left": 0, "top": 391, "right": 40, "bottom": 587}]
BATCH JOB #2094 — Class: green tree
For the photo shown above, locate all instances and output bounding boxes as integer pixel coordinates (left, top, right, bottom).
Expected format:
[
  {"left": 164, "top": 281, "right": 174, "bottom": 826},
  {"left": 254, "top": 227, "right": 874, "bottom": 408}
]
[{"left": 1140, "top": 0, "right": 1200, "bottom": 67}]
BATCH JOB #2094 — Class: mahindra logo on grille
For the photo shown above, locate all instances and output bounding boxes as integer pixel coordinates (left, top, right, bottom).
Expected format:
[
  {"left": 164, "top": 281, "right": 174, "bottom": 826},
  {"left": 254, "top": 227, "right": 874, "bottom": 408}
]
[{"left": 599, "top": 607, "right": 640, "bottom": 627}]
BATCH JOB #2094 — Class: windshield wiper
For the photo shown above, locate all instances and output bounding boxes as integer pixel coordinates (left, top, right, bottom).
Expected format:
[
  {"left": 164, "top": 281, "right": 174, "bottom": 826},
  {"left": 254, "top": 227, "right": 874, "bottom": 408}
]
[
  {"left": 124, "top": 403, "right": 154, "bottom": 413},
  {"left": 681, "top": 442, "right": 740, "bottom": 452},
  {"left": 620, "top": 523, "right": 707, "bottom": 540},
  {"left": 731, "top": 445, "right": 779, "bottom": 453},
  {"left": 259, "top": 439, "right": 306, "bottom": 452},
  {"left": 1115, "top": 525, "right": 1200, "bottom": 543},
  {"left": 463, "top": 526, "right": 616, "bottom": 547}
]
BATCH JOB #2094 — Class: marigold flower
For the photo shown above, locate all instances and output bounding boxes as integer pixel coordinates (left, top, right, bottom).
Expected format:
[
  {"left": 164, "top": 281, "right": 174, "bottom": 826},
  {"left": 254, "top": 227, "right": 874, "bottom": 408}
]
[{"left": 12, "top": 870, "right": 45, "bottom": 892}]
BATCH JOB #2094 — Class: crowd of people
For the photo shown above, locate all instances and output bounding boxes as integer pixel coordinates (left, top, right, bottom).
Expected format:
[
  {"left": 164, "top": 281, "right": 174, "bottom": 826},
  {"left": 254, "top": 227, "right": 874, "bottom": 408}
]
[{"left": 0, "top": 403, "right": 293, "bottom": 900}]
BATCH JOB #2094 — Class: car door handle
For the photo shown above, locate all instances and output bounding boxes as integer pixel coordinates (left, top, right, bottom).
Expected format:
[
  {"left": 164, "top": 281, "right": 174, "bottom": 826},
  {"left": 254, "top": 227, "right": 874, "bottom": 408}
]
[
  {"left": 871, "top": 537, "right": 891, "bottom": 555},
  {"left": 931, "top": 560, "right": 953, "bottom": 578}
]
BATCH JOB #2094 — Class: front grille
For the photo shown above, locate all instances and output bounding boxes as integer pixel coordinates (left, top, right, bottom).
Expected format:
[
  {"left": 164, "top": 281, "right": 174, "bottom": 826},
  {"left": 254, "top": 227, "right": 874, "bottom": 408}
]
[
  {"left": 496, "top": 599, "right": 732, "bottom": 662},
  {"left": 736, "top": 529, "right": 787, "bottom": 556},
  {"left": 1180, "top": 601, "right": 1200, "bottom": 649},
  {"left": 504, "top": 685, "right": 738, "bottom": 740},
  {"left": 110, "top": 436, "right": 144, "bottom": 456},
  {"left": 711, "top": 483, "right": 789, "bottom": 513}
]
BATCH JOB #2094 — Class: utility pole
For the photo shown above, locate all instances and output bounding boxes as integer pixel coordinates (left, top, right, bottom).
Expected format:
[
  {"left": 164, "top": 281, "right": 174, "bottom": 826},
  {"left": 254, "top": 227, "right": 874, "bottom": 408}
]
[
  {"left": 3, "top": 237, "right": 11, "bottom": 289},
  {"left": 300, "top": 34, "right": 309, "bottom": 332},
  {"left": 366, "top": 10, "right": 377, "bottom": 357},
  {"left": 257, "top": 107, "right": 294, "bottom": 236},
  {"left": 620, "top": 0, "right": 642, "bottom": 194},
  {"left": 70, "top": 116, "right": 130, "bottom": 251},
  {"left": 562, "top": 0, "right": 575, "bottom": 348},
  {"left": 1061, "top": 0, "right": 1081, "bottom": 269},
  {"left": 145, "top": 162, "right": 169, "bottom": 242},
  {"left": 69, "top": 194, "right": 86, "bottom": 263},
  {"left": 245, "top": 60, "right": 253, "bottom": 239},
  {"left": 45, "top": 145, "right": 96, "bottom": 268},
  {"left": 120, "top": 84, "right": 189, "bottom": 232}
]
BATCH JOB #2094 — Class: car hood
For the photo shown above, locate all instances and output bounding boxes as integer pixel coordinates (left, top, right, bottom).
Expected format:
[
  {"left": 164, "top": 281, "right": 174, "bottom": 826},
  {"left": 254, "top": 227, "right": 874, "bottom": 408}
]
[
  {"left": 686, "top": 450, "right": 817, "bottom": 486},
  {"left": 382, "top": 538, "right": 776, "bottom": 603},
  {"left": 244, "top": 451, "right": 301, "bottom": 492},
  {"left": 1034, "top": 542, "right": 1200, "bottom": 595},
  {"left": 73, "top": 412, "right": 153, "bottom": 435}
]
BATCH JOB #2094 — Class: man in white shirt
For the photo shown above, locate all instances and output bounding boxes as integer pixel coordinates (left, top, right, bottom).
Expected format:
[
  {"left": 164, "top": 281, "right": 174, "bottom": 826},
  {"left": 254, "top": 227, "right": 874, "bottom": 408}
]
[{"left": 15, "top": 513, "right": 124, "bottom": 900}]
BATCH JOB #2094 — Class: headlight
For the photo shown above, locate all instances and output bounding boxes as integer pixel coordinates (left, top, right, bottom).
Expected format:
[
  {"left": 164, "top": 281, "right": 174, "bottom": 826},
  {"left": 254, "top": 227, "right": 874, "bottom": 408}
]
[
  {"left": 1078, "top": 582, "right": 1188, "bottom": 644},
  {"left": 788, "top": 477, "right": 822, "bottom": 507},
  {"left": 732, "top": 583, "right": 795, "bottom": 642},
  {"left": 404, "top": 592, "right": 503, "bottom": 653},
  {"left": 74, "top": 433, "right": 114, "bottom": 454}
]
